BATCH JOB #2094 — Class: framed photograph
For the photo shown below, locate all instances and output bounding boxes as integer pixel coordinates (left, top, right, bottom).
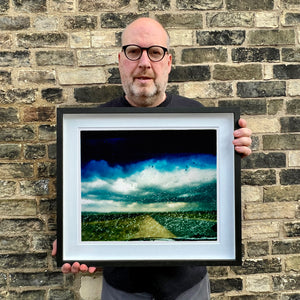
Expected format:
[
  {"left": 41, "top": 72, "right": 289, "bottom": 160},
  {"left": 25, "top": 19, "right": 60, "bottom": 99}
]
[{"left": 56, "top": 107, "right": 241, "bottom": 267}]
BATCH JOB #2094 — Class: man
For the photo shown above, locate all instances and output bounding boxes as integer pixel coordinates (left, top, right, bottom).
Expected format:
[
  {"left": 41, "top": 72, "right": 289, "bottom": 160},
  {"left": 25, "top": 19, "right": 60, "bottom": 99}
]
[{"left": 52, "top": 17, "right": 252, "bottom": 299}]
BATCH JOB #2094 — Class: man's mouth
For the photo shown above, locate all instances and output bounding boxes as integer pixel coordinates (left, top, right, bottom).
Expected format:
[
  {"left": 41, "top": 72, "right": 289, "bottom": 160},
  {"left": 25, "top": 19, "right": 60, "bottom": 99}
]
[{"left": 135, "top": 76, "right": 153, "bottom": 83}]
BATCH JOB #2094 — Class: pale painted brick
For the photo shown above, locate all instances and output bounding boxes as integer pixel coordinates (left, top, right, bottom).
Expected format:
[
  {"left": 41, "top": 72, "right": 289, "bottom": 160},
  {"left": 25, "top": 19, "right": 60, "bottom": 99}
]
[
  {"left": 287, "top": 80, "right": 300, "bottom": 96},
  {"left": 242, "top": 186, "right": 262, "bottom": 203},
  {"left": 70, "top": 32, "right": 91, "bottom": 49},
  {"left": 78, "top": 49, "right": 119, "bottom": 66},
  {"left": 289, "top": 151, "right": 300, "bottom": 167},
  {"left": 57, "top": 68, "right": 106, "bottom": 85},
  {"left": 255, "top": 12, "right": 279, "bottom": 28},
  {"left": 92, "top": 31, "right": 116, "bottom": 48},
  {"left": 246, "top": 117, "right": 280, "bottom": 133},
  {"left": 246, "top": 275, "right": 272, "bottom": 292},
  {"left": 80, "top": 275, "right": 102, "bottom": 300},
  {"left": 169, "top": 30, "right": 194, "bottom": 46}
]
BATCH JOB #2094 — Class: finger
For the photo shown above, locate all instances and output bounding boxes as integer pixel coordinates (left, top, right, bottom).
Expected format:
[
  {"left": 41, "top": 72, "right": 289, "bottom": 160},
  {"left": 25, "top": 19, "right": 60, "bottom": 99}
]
[
  {"left": 52, "top": 240, "right": 57, "bottom": 256},
  {"left": 232, "top": 137, "right": 252, "bottom": 147},
  {"left": 234, "top": 128, "right": 252, "bottom": 138},
  {"left": 88, "top": 267, "right": 97, "bottom": 273},
  {"left": 71, "top": 262, "right": 81, "bottom": 273},
  {"left": 80, "top": 264, "right": 89, "bottom": 272},
  {"left": 234, "top": 145, "right": 252, "bottom": 157},
  {"left": 61, "top": 263, "right": 72, "bottom": 273},
  {"left": 238, "top": 118, "right": 247, "bottom": 128}
]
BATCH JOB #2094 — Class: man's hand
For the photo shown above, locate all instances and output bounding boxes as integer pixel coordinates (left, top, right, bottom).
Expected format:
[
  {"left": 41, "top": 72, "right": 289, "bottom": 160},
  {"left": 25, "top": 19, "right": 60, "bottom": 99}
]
[
  {"left": 52, "top": 240, "right": 97, "bottom": 274},
  {"left": 233, "top": 118, "right": 252, "bottom": 158}
]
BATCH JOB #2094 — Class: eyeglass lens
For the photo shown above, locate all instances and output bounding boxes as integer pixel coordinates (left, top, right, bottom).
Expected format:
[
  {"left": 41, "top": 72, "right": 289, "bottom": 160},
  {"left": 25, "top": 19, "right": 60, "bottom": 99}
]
[{"left": 125, "top": 45, "right": 166, "bottom": 61}]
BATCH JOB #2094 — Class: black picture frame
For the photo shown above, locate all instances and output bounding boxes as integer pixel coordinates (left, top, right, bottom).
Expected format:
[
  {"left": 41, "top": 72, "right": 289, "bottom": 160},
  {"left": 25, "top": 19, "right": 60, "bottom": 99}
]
[{"left": 56, "top": 107, "right": 241, "bottom": 267}]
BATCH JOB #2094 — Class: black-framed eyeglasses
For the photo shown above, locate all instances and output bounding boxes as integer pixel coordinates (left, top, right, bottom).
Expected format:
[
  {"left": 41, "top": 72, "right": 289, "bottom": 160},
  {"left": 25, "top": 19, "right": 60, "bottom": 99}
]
[{"left": 122, "top": 44, "right": 168, "bottom": 62}]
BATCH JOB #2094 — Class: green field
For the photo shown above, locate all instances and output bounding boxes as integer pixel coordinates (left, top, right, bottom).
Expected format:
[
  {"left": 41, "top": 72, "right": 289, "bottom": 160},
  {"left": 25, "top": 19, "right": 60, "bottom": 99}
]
[{"left": 81, "top": 211, "right": 217, "bottom": 241}]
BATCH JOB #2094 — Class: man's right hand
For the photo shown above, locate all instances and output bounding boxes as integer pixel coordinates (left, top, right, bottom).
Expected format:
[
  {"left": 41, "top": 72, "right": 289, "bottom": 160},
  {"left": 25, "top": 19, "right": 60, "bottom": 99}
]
[{"left": 52, "top": 240, "right": 97, "bottom": 274}]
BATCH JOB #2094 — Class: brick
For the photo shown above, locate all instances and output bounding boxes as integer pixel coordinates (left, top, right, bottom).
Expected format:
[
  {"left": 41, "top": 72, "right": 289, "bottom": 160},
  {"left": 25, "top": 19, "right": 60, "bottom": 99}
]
[
  {"left": 0, "top": 273, "right": 6, "bottom": 288},
  {"left": 0, "top": 71, "right": 11, "bottom": 85},
  {"left": 41, "top": 88, "right": 63, "bottom": 104},
  {"left": 64, "top": 15, "right": 97, "bottom": 29},
  {"left": 74, "top": 85, "right": 124, "bottom": 103},
  {"left": 207, "top": 12, "right": 254, "bottom": 27},
  {"left": 36, "top": 51, "right": 75, "bottom": 66},
  {"left": 280, "top": 169, "right": 300, "bottom": 185},
  {"left": 20, "top": 179, "right": 49, "bottom": 196},
  {"left": 273, "top": 274, "right": 300, "bottom": 291},
  {"left": 245, "top": 117, "right": 280, "bottom": 133},
  {"left": 282, "top": 294, "right": 300, "bottom": 300},
  {"left": 242, "top": 152, "right": 286, "bottom": 169},
  {"left": 17, "top": 33, "right": 68, "bottom": 48},
  {"left": 248, "top": 30, "right": 295, "bottom": 46},
  {"left": 226, "top": 0, "right": 274, "bottom": 10},
  {"left": 71, "top": 32, "right": 91, "bottom": 48},
  {"left": 7, "top": 290, "right": 46, "bottom": 299},
  {"left": 0, "top": 181, "right": 17, "bottom": 198},
  {"left": 0, "top": 35, "right": 12, "bottom": 49},
  {"left": 80, "top": 277, "right": 102, "bottom": 300},
  {"left": 287, "top": 80, "right": 300, "bottom": 96},
  {"left": 50, "top": 289, "right": 75, "bottom": 300},
  {"left": 13, "top": 0, "right": 46, "bottom": 12},
  {"left": 176, "top": 0, "right": 223, "bottom": 10},
  {"left": 0, "top": 16, "right": 30, "bottom": 30},
  {"left": 284, "top": 222, "right": 300, "bottom": 237},
  {"left": 0, "top": 235, "right": 30, "bottom": 251},
  {"left": 280, "top": 117, "right": 300, "bottom": 132},
  {"left": 51, "top": 0, "right": 75, "bottom": 12},
  {"left": 37, "top": 162, "right": 56, "bottom": 178},
  {"left": 9, "top": 271, "right": 64, "bottom": 287},
  {"left": 0, "top": 89, "right": 37, "bottom": 104},
  {"left": 0, "top": 144, "right": 21, "bottom": 160},
  {"left": 0, "top": 125, "right": 35, "bottom": 142},
  {"left": 0, "top": 253, "right": 47, "bottom": 269},
  {"left": 289, "top": 151, "right": 300, "bottom": 167},
  {"left": 219, "top": 99, "right": 266, "bottom": 115},
  {"left": 241, "top": 169, "right": 276, "bottom": 185},
  {"left": 57, "top": 68, "right": 106, "bottom": 85},
  {"left": 197, "top": 30, "right": 245, "bottom": 45},
  {"left": 182, "top": 47, "right": 227, "bottom": 63},
  {"left": 0, "top": 0, "right": 9, "bottom": 13},
  {"left": 77, "top": 49, "right": 119, "bottom": 66},
  {"left": 169, "top": 66, "right": 210, "bottom": 82},
  {"left": 18, "top": 71, "right": 56, "bottom": 85},
  {"left": 0, "top": 108, "right": 19, "bottom": 123},
  {"left": 0, "top": 51, "right": 30, "bottom": 67},
  {"left": 213, "top": 64, "right": 262, "bottom": 80},
  {"left": 0, "top": 218, "right": 44, "bottom": 233},
  {"left": 282, "top": 48, "right": 300, "bottom": 62},
  {"left": 40, "top": 198, "right": 56, "bottom": 214},
  {"left": 48, "top": 144, "right": 56, "bottom": 159},
  {"left": 255, "top": 12, "right": 279, "bottom": 28},
  {"left": 32, "top": 234, "right": 55, "bottom": 251},
  {"left": 138, "top": 0, "right": 170, "bottom": 10},
  {"left": 0, "top": 163, "right": 33, "bottom": 179},
  {"left": 230, "top": 295, "right": 278, "bottom": 300},
  {"left": 101, "top": 13, "right": 147, "bottom": 29},
  {"left": 91, "top": 31, "right": 116, "bottom": 48},
  {"left": 210, "top": 278, "right": 243, "bottom": 293},
  {"left": 232, "top": 47, "right": 280, "bottom": 62},
  {"left": 24, "top": 144, "right": 46, "bottom": 159},
  {"left": 267, "top": 99, "right": 284, "bottom": 115},
  {"left": 241, "top": 185, "right": 262, "bottom": 202},
  {"left": 272, "top": 240, "right": 300, "bottom": 254},
  {"left": 247, "top": 241, "right": 269, "bottom": 257},
  {"left": 237, "top": 81, "right": 286, "bottom": 98},
  {"left": 244, "top": 202, "right": 296, "bottom": 220},
  {"left": 264, "top": 185, "right": 300, "bottom": 202},
  {"left": 23, "top": 107, "right": 55, "bottom": 122},
  {"left": 108, "top": 68, "right": 121, "bottom": 84},
  {"left": 243, "top": 221, "right": 280, "bottom": 240},
  {"left": 284, "top": 13, "right": 300, "bottom": 25},
  {"left": 263, "top": 134, "right": 300, "bottom": 150},
  {"left": 285, "top": 256, "right": 300, "bottom": 272},
  {"left": 274, "top": 65, "right": 300, "bottom": 79},
  {"left": 0, "top": 199, "right": 36, "bottom": 216},
  {"left": 38, "top": 125, "right": 56, "bottom": 141},
  {"left": 34, "top": 16, "right": 58, "bottom": 31},
  {"left": 207, "top": 266, "right": 228, "bottom": 277},
  {"left": 79, "top": 0, "right": 130, "bottom": 11},
  {"left": 169, "top": 30, "right": 194, "bottom": 46},
  {"left": 246, "top": 275, "right": 272, "bottom": 292},
  {"left": 156, "top": 13, "right": 203, "bottom": 28}
]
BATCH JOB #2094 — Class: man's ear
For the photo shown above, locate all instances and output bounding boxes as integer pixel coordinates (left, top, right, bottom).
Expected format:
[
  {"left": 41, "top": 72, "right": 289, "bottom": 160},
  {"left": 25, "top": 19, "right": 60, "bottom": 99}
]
[{"left": 167, "top": 54, "right": 172, "bottom": 73}]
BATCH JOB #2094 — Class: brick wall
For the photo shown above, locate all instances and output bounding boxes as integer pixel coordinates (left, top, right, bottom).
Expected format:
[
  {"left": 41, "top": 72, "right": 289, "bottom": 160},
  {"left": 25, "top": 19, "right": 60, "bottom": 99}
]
[{"left": 0, "top": 0, "right": 299, "bottom": 299}]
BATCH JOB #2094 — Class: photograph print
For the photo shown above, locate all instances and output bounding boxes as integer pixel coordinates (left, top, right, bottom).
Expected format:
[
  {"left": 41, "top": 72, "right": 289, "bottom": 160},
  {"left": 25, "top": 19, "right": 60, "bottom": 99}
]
[{"left": 81, "top": 129, "right": 217, "bottom": 243}]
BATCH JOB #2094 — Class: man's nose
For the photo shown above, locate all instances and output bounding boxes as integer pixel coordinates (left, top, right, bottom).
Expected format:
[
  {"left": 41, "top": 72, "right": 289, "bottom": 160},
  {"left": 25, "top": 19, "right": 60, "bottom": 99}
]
[{"left": 138, "top": 49, "right": 151, "bottom": 67}]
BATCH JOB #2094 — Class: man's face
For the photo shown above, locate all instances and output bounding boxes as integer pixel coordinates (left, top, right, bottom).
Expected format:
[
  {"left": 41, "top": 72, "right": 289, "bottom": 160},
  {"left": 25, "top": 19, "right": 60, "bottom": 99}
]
[{"left": 118, "top": 19, "right": 172, "bottom": 107}]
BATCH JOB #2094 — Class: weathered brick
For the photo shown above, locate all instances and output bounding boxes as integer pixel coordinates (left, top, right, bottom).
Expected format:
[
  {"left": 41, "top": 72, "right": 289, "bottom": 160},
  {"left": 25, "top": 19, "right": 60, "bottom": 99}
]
[
  {"left": 0, "top": 253, "right": 47, "bottom": 269},
  {"left": 226, "top": 0, "right": 274, "bottom": 10},
  {"left": 37, "top": 162, "right": 56, "bottom": 178},
  {"left": 13, "top": 0, "right": 46, "bottom": 12},
  {"left": 32, "top": 234, "right": 55, "bottom": 251},
  {"left": 0, "top": 235, "right": 30, "bottom": 251},
  {"left": 282, "top": 294, "right": 300, "bottom": 300},
  {"left": 49, "top": 289, "right": 75, "bottom": 300},
  {"left": 64, "top": 15, "right": 97, "bottom": 29},
  {"left": 108, "top": 68, "right": 121, "bottom": 84},
  {"left": 0, "top": 163, "right": 33, "bottom": 179},
  {"left": 74, "top": 85, "right": 124, "bottom": 103},
  {"left": 17, "top": 33, "right": 68, "bottom": 48},
  {"left": 207, "top": 12, "right": 254, "bottom": 27},
  {"left": 267, "top": 99, "right": 284, "bottom": 115},
  {"left": 0, "top": 71, "right": 11, "bottom": 85},
  {"left": 156, "top": 13, "right": 203, "bottom": 28},
  {"left": 264, "top": 185, "right": 300, "bottom": 202},
  {"left": 284, "top": 13, "right": 300, "bottom": 25},
  {"left": 241, "top": 152, "right": 286, "bottom": 169},
  {"left": 0, "top": 125, "right": 35, "bottom": 141},
  {"left": 36, "top": 51, "right": 75, "bottom": 66},
  {"left": 20, "top": 179, "right": 49, "bottom": 196},
  {"left": 282, "top": 0, "right": 300, "bottom": 8},
  {"left": 0, "top": 144, "right": 21, "bottom": 160},
  {"left": 0, "top": 108, "right": 19, "bottom": 123},
  {"left": 0, "top": 51, "right": 30, "bottom": 67},
  {"left": 285, "top": 256, "right": 300, "bottom": 272},
  {"left": 245, "top": 117, "right": 280, "bottom": 133},
  {"left": 230, "top": 295, "right": 278, "bottom": 300},
  {"left": 248, "top": 30, "right": 295, "bottom": 46},
  {"left": 197, "top": 30, "right": 245, "bottom": 45},
  {"left": 284, "top": 222, "right": 300, "bottom": 237},
  {"left": 247, "top": 241, "right": 269, "bottom": 257},
  {"left": 237, "top": 81, "right": 286, "bottom": 98},
  {"left": 0, "top": 218, "right": 44, "bottom": 233},
  {"left": 0, "top": 16, "right": 30, "bottom": 30},
  {"left": 40, "top": 198, "right": 56, "bottom": 214},
  {"left": 176, "top": 0, "right": 223, "bottom": 10},
  {"left": 289, "top": 151, "right": 300, "bottom": 167},
  {"left": 0, "top": 89, "right": 37, "bottom": 104},
  {"left": 219, "top": 99, "right": 266, "bottom": 115},
  {"left": 23, "top": 107, "right": 55, "bottom": 122},
  {"left": 280, "top": 169, "right": 300, "bottom": 185},
  {"left": 274, "top": 64, "right": 300, "bottom": 79},
  {"left": 77, "top": 49, "right": 119, "bottom": 66},
  {"left": 282, "top": 48, "right": 300, "bottom": 62},
  {"left": 287, "top": 80, "right": 300, "bottom": 96},
  {"left": 213, "top": 64, "right": 262, "bottom": 80},
  {"left": 263, "top": 134, "right": 300, "bottom": 150},
  {"left": 38, "top": 125, "right": 56, "bottom": 141},
  {"left": 245, "top": 275, "right": 272, "bottom": 293},
  {"left": 169, "top": 66, "right": 210, "bottom": 82},
  {"left": 18, "top": 70, "right": 56, "bottom": 85},
  {"left": 48, "top": 143, "right": 56, "bottom": 159},
  {"left": 6, "top": 290, "right": 46, "bottom": 300},
  {"left": 272, "top": 240, "right": 300, "bottom": 254},
  {"left": 169, "top": 30, "right": 194, "bottom": 46},
  {"left": 210, "top": 278, "right": 243, "bottom": 293},
  {"left": 280, "top": 117, "right": 300, "bottom": 132},
  {"left": 34, "top": 16, "right": 58, "bottom": 31},
  {"left": 138, "top": 0, "right": 170, "bottom": 10},
  {"left": 242, "top": 169, "right": 276, "bottom": 185},
  {"left": 182, "top": 47, "right": 227, "bottom": 63},
  {"left": 232, "top": 47, "right": 280, "bottom": 62},
  {"left": 273, "top": 274, "right": 300, "bottom": 291},
  {"left": 0, "top": 181, "right": 17, "bottom": 198},
  {"left": 41, "top": 88, "right": 63, "bottom": 103},
  {"left": 51, "top": 0, "right": 75, "bottom": 12},
  {"left": 24, "top": 144, "right": 46, "bottom": 159},
  {"left": 255, "top": 12, "right": 278, "bottom": 28},
  {"left": 101, "top": 13, "right": 147, "bottom": 28},
  {"left": 0, "top": 199, "right": 36, "bottom": 216},
  {"left": 0, "top": 0, "right": 9, "bottom": 13},
  {"left": 79, "top": 0, "right": 130, "bottom": 11}
]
